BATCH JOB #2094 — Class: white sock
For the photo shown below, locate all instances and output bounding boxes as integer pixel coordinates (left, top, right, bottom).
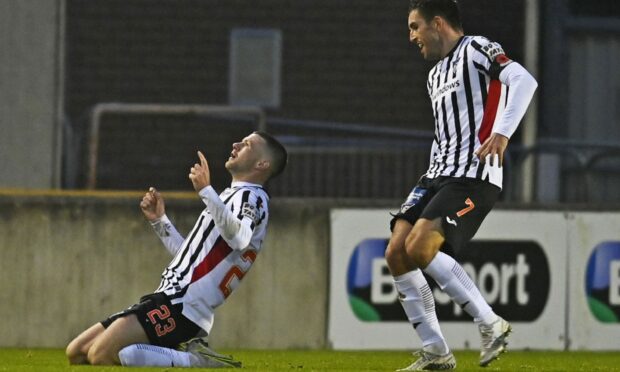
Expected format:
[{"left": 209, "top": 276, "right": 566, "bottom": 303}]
[
  {"left": 423, "top": 251, "right": 498, "bottom": 324},
  {"left": 118, "top": 344, "right": 199, "bottom": 367},
  {"left": 394, "top": 270, "right": 450, "bottom": 355}
]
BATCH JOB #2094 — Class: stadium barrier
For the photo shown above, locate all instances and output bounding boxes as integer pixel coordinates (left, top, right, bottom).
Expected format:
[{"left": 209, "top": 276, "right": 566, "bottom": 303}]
[
  {"left": 1, "top": 191, "right": 619, "bottom": 350},
  {"left": 0, "top": 191, "right": 331, "bottom": 349},
  {"left": 329, "top": 209, "right": 620, "bottom": 351}
]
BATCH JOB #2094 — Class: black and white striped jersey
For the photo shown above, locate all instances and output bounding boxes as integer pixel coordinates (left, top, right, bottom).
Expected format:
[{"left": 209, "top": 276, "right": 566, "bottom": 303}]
[
  {"left": 150, "top": 181, "right": 269, "bottom": 333},
  {"left": 424, "top": 35, "right": 537, "bottom": 188}
]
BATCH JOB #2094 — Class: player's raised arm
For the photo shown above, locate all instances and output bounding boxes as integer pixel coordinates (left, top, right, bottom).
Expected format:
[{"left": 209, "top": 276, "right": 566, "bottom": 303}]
[
  {"left": 141, "top": 187, "right": 185, "bottom": 256},
  {"left": 199, "top": 192, "right": 255, "bottom": 251},
  {"left": 189, "top": 151, "right": 211, "bottom": 192},
  {"left": 140, "top": 187, "right": 165, "bottom": 221},
  {"left": 187, "top": 150, "right": 255, "bottom": 250}
]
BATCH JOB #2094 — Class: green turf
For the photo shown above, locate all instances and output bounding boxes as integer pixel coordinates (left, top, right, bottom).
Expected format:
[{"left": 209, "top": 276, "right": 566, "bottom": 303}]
[{"left": 2, "top": 348, "right": 620, "bottom": 371}]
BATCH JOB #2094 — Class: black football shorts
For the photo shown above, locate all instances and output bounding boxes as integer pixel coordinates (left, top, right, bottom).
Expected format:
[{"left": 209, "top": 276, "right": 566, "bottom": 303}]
[
  {"left": 390, "top": 176, "right": 500, "bottom": 256},
  {"left": 101, "top": 292, "right": 201, "bottom": 348}
]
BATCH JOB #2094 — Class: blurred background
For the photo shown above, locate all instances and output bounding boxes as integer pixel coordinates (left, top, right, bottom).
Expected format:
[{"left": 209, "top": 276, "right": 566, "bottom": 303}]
[
  {"left": 1, "top": 0, "right": 620, "bottom": 351},
  {"left": 1, "top": 0, "right": 619, "bottom": 204}
]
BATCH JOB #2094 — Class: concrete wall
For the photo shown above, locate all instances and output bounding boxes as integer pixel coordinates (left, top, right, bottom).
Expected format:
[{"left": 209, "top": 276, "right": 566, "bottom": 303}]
[
  {"left": 0, "top": 0, "right": 62, "bottom": 188},
  {"left": 0, "top": 192, "right": 330, "bottom": 349}
]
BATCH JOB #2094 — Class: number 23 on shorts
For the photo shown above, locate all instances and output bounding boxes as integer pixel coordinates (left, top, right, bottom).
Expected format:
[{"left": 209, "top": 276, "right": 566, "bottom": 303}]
[{"left": 146, "top": 305, "right": 176, "bottom": 337}]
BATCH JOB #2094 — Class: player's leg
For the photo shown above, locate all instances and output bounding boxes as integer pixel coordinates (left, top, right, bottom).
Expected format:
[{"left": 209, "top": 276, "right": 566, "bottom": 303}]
[
  {"left": 386, "top": 182, "right": 455, "bottom": 370},
  {"left": 389, "top": 218, "right": 455, "bottom": 371},
  {"left": 387, "top": 219, "right": 449, "bottom": 357},
  {"left": 411, "top": 178, "right": 510, "bottom": 366},
  {"left": 98, "top": 314, "right": 215, "bottom": 368},
  {"left": 406, "top": 216, "right": 494, "bottom": 322},
  {"left": 85, "top": 309, "right": 202, "bottom": 367},
  {"left": 65, "top": 322, "right": 106, "bottom": 364},
  {"left": 414, "top": 218, "right": 510, "bottom": 367},
  {"left": 87, "top": 314, "right": 150, "bottom": 365},
  {"left": 386, "top": 180, "right": 435, "bottom": 275},
  {"left": 97, "top": 293, "right": 236, "bottom": 368},
  {"left": 118, "top": 340, "right": 241, "bottom": 368},
  {"left": 75, "top": 292, "right": 186, "bottom": 366},
  {"left": 385, "top": 218, "right": 416, "bottom": 275},
  {"left": 410, "top": 179, "right": 499, "bottom": 320}
]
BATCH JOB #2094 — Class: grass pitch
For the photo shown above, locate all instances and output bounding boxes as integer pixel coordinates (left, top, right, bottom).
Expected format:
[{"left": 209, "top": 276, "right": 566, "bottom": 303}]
[{"left": 1, "top": 348, "right": 620, "bottom": 371}]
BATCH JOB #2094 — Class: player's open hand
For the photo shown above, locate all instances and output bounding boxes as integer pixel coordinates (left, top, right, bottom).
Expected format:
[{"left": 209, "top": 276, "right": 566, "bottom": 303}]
[
  {"left": 475, "top": 132, "right": 509, "bottom": 165},
  {"left": 140, "top": 187, "right": 165, "bottom": 221},
  {"left": 189, "top": 151, "right": 211, "bottom": 192}
]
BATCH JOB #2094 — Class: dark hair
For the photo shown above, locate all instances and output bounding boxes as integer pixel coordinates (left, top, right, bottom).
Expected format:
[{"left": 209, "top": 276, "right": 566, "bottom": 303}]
[
  {"left": 409, "top": 0, "right": 463, "bottom": 32},
  {"left": 254, "top": 131, "right": 288, "bottom": 179}
]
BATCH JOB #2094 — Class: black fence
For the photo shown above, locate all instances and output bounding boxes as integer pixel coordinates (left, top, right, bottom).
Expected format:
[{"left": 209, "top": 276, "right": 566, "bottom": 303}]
[{"left": 81, "top": 106, "right": 620, "bottom": 205}]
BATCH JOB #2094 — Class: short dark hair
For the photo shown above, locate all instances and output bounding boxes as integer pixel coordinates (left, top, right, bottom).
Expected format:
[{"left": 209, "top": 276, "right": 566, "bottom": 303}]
[
  {"left": 409, "top": 0, "right": 463, "bottom": 32},
  {"left": 254, "top": 131, "right": 288, "bottom": 179}
]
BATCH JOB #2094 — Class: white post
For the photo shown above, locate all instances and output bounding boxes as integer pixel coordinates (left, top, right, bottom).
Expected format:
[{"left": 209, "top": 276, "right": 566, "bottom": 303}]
[
  {"left": 52, "top": 0, "right": 66, "bottom": 188},
  {"left": 521, "top": 0, "right": 540, "bottom": 202}
]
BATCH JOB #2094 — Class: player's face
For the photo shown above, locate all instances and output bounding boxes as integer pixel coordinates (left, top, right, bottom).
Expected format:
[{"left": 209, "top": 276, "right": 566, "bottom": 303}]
[
  {"left": 408, "top": 10, "right": 442, "bottom": 61},
  {"left": 225, "top": 133, "right": 268, "bottom": 174}
]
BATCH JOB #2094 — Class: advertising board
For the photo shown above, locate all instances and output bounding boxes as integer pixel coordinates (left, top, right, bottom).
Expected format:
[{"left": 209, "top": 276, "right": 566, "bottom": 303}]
[{"left": 329, "top": 209, "right": 568, "bottom": 350}]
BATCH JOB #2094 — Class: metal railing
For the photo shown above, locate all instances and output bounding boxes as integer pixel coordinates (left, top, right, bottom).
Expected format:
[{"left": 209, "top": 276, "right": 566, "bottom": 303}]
[
  {"left": 506, "top": 139, "right": 620, "bottom": 204},
  {"left": 84, "top": 105, "right": 620, "bottom": 204},
  {"left": 261, "top": 117, "right": 433, "bottom": 199},
  {"left": 86, "top": 103, "right": 265, "bottom": 189}
]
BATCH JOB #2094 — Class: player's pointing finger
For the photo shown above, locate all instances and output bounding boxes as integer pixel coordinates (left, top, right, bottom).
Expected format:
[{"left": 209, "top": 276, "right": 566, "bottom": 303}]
[
  {"left": 198, "top": 151, "right": 207, "bottom": 167},
  {"left": 198, "top": 151, "right": 209, "bottom": 169}
]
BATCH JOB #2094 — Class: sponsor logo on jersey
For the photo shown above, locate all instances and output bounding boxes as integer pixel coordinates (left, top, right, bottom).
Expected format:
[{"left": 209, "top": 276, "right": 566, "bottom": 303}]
[
  {"left": 431, "top": 80, "right": 461, "bottom": 101},
  {"left": 346, "top": 239, "right": 549, "bottom": 322},
  {"left": 241, "top": 202, "right": 258, "bottom": 223},
  {"left": 481, "top": 42, "right": 505, "bottom": 60},
  {"left": 585, "top": 241, "right": 620, "bottom": 323}
]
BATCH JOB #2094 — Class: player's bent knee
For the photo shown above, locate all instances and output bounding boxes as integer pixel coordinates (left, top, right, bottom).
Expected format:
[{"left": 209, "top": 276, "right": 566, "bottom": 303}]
[
  {"left": 65, "top": 343, "right": 75, "bottom": 359},
  {"left": 405, "top": 233, "right": 439, "bottom": 268},
  {"left": 87, "top": 352, "right": 111, "bottom": 366},
  {"left": 66, "top": 338, "right": 91, "bottom": 365},
  {"left": 406, "top": 244, "right": 432, "bottom": 267},
  {"left": 404, "top": 219, "right": 444, "bottom": 267},
  {"left": 67, "top": 354, "right": 88, "bottom": 365},
  {"left": 65, "top": 344, "right": 85, "bottom": 365},
  {"left": 87, "top": 343, "right": 116, "bottom": 366},
  {"left": 384, "top": 241, "right": 402, "bottom": 266}
]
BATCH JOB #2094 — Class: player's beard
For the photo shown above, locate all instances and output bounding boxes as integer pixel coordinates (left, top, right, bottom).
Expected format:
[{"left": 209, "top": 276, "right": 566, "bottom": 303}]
[
  {"left": 225, "top": 157, "right": 255, "bottom": 176},
  {"left": 422, "top": 35, "right": 442, "bottom": 61}
]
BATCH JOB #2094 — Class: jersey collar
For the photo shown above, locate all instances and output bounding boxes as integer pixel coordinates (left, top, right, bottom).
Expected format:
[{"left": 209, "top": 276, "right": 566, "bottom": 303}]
[
  {"left": 231, "top": 181, "right": 263, "bottom": 189},
  {"left": 444, "top": 35, "right": 465, "bottom": 60}
]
